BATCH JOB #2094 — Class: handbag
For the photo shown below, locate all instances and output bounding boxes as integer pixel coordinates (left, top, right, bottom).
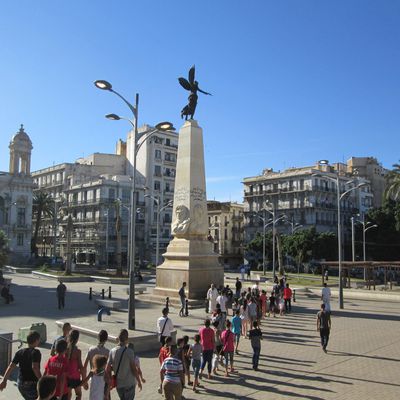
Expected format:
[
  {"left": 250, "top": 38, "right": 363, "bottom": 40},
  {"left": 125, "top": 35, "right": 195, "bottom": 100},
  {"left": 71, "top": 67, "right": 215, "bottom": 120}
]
[
  {"left": 159, "top": 317, "right": 169, "bottom": 343},
  {"left": 110, "top": 347, "right": 127, "bottom": 389}
]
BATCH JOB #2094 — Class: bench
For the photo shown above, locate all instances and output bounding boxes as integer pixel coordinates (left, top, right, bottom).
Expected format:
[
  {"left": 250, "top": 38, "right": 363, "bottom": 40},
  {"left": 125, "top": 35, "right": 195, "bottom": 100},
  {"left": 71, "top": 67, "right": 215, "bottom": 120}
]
[{"left": 94, "top": 299, "right": 122, "bottom": 310}]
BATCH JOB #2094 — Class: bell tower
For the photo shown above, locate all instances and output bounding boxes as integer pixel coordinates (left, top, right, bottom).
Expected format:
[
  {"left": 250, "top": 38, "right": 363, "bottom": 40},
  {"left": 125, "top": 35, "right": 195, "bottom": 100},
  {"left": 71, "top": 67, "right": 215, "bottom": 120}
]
[{"left": 9, "top": 124, "right": 33, "bottom": 175}]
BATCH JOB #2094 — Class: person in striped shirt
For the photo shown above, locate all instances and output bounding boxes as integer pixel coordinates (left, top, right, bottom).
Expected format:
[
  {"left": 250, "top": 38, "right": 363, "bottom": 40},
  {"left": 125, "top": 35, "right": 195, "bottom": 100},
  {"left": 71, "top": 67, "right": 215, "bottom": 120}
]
[{"left": 160, "top": 345, "right": 184, "bottom": 400}]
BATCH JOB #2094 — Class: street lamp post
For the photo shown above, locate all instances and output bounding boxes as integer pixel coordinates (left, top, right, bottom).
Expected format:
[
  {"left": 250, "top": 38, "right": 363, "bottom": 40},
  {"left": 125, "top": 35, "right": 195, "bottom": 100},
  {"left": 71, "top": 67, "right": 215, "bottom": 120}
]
[
  {"left": 357, "top": 215, "right": 378, "bottom": 279},
  {"left": 144, "top": 194, "right": 173, "bottom": 266},
  {"left": 118, "top": 200, "right": 132, "bottom": 273},
  {"left": 351, "top": 216, "right": 356, "bottom": 262},
  {"left": 94, "top": 79, "right": 173, "bottom": 330},
  {"left": 313, "top": 168, "right": 365, "bottom": 309}
]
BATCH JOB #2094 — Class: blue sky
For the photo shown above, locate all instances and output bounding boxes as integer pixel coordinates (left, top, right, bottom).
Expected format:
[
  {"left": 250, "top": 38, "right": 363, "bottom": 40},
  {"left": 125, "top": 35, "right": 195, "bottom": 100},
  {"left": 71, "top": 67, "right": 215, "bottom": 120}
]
[{"left": 1, "top": 1, "right": 399, "bottom": 202}]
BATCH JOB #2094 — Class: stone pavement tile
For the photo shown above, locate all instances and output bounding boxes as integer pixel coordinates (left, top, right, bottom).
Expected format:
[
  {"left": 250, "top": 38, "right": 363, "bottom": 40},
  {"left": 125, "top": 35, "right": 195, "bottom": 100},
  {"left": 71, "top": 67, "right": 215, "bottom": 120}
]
[{"left": 2, "top": 273, "right": 400, "bottom": 400}]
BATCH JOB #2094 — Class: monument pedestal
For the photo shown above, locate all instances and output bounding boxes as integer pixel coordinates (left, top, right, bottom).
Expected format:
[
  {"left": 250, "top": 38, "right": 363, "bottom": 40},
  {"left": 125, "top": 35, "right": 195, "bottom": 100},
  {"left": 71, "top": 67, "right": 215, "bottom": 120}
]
[{"left": 153, "top": 120, "right": 223, "bottom": 300}]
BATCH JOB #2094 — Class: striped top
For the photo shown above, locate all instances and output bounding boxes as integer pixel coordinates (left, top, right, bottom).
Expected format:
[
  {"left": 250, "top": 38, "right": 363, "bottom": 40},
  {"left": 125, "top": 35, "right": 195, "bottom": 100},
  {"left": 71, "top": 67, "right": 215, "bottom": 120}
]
[{"left": 161, "top": 356, "right": 183, "bottom": 384}]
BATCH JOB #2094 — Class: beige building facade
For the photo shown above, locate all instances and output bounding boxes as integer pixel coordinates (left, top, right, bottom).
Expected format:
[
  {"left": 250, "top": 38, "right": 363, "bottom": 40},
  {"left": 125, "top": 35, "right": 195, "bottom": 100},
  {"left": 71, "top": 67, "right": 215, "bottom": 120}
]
[
  {"left": 207, "top": 201, "right": 244, "bottom": 267},
  {"left": 243, "top": 161, "right": 374, "bottom": 244},
  {"left": 0, "top": 125, "right": 34, "bottom": 264}
]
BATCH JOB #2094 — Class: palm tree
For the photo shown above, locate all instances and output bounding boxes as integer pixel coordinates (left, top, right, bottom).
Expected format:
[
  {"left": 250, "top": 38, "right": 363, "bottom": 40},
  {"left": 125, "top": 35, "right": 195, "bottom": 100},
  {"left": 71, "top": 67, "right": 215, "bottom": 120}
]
[
  {"left": 32, "top": 191, "right": 54, "bottom": 256},
  {"left": 384, "top": 164, "right": 400, "bottom": 201},
  {"left": 384, "top": 162, "right": 400, "bottom": 202}
]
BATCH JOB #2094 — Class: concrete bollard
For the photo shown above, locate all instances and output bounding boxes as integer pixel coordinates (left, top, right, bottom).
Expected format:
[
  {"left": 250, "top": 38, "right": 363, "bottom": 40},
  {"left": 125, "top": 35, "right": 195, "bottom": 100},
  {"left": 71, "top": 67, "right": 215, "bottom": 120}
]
[
  {"left": 293, "top": 289, "right": 296, "bottom": 303},
  {"left": 165, "top": 297, "right": 169, "bottom": 314},
  {"left": 108, "top": 286, "right": 112, "bottom": 299},
  {"left": 102, "top": 289, "right": 105, "bottom": 299},
  {"left": 185, "top": 299, "right": 189, "bottom": 316},
  {"left": 97, "top": 307, "right": 111, "bottom": 322},
  {"left": 89, "top": 287, "right": 92, "bottom": 300}
]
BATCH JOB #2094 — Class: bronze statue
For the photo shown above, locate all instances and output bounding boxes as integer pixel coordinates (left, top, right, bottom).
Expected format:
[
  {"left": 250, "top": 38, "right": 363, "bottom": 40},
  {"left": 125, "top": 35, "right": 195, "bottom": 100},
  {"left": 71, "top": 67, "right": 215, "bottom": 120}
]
[{"left": 178, "top": 65, "right": 211, "bottom": 120}]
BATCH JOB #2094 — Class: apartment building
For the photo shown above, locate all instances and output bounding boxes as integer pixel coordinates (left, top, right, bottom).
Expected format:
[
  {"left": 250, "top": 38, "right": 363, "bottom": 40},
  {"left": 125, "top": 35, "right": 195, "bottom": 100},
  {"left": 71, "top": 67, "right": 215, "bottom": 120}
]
[
  {"left": 207, "top": 201, "right": 244, "bottom": 267},
  {"left": 32, "top": 124, "right": 178, "bottom": 266},
  {"left": 127, "top": 125, "right": 178, "bottom": 264},
  {"left": 243, "top": 161, "right": 374, "bottom": 243}
]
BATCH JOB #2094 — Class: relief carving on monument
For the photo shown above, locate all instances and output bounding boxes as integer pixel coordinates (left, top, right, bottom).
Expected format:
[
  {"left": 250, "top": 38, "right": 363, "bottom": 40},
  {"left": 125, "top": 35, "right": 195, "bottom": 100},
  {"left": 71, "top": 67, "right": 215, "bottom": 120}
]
[{"left": 171, "top": 204, "right": 191, "bottom": 237}]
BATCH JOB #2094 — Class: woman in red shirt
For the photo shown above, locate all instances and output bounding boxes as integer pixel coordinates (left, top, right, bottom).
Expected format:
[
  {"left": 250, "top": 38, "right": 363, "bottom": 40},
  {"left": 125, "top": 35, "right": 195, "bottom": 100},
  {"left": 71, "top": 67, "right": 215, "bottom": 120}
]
[
  {"left": 221, "top": 320, "right": 235, "bottom": 376},
  {"left": 199, "top": 319, "right": 215, "bottom": 379}
]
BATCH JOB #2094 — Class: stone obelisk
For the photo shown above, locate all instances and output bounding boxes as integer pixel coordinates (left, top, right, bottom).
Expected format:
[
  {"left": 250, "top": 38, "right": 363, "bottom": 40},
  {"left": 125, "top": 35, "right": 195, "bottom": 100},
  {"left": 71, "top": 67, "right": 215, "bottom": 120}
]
[{"left": 153, "top": 120, "right": 223, "bottom": 300}]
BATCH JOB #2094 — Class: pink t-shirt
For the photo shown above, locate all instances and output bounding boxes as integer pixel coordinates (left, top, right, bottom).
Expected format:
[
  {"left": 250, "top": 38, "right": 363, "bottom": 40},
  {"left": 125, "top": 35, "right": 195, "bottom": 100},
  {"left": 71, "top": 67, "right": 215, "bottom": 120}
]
[
  {"left": 221, "top": 329, "right": 235, "bottom": 353},
  {"left": 199, "top": 327, "right": 214, "bottom": 351}
]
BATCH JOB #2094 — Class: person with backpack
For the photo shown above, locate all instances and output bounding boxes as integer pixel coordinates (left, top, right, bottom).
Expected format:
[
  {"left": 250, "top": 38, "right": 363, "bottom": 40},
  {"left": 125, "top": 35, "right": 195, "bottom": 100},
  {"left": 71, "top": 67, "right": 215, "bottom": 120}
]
[
  {"left": 0, "top": 330, "right": 42, "bottom": 399},
  {"left": 106, "top": 329, "right": 142, "bottom": 400},
  {"left": 157, "top": 308, "right": 174, "bottom": 346}
]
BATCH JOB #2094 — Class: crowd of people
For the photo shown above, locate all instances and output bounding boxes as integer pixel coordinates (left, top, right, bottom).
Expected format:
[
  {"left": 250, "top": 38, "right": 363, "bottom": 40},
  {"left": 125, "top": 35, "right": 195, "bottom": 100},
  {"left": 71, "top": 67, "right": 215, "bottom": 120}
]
[
  {"left": 154, "top": 275, "right": 297, "bottom": 400},
  {"left": 0, "top": 273, "right": 333, "bottom": 400},
  {"left": 0, "top": 323, "right": 144, "bottom": 400}
]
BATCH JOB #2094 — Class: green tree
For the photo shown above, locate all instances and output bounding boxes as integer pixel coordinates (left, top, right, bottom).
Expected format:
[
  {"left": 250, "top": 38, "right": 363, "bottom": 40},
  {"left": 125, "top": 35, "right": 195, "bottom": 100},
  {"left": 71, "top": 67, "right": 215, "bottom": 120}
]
[
  {"left": 32, "top": 191, "right": 54, "bottom": 256},
  {"left": 361, "top": 201, "right": 400, "bottom": 260},
  {"left": 282, "top": 227, "right": 317, "bottom": 266},
  {"left": 384, "top": 161, "right": 400, "bottom": 202},
  {"left": 0, "top": 230, "right": 9, "bottom": 268},
  {"left": 313, "top": 231, "right": 337, "bottom": 261}
]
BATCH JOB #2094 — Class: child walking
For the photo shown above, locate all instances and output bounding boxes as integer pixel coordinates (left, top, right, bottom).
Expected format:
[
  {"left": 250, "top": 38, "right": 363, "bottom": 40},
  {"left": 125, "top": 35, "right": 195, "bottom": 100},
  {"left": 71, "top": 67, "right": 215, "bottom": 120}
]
[
  {"left": 190, "top": 334, "right": 202, "bottom": 392},
  {"left": 80, "top": 354, "right": 110, "bottom": 400}
]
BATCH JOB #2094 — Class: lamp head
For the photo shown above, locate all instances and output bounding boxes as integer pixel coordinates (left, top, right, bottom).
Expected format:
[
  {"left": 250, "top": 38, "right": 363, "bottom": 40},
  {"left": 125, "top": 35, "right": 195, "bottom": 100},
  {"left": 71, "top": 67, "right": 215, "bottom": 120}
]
[
  {"left": 94, "top": 80, "right": 112, "bottom": 90},
  {"left": 155, "top": 121, "right": 174, "bottom": 131},
  {"left": 318, "top": 160, "right": 329, "bottom": 165},
  {"left": 105, "top": 114, "right": 121, "bottom": 121}
]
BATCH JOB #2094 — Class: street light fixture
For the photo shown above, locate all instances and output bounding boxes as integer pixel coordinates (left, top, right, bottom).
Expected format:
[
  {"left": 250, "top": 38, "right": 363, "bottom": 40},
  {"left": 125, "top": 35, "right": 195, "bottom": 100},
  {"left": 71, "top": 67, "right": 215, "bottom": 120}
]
[
  {"left": 313, "top": 164, "right": 366, "bottom": 309},
  {"left": 95, "top": 79, "right": 173, "bottom": 330}
]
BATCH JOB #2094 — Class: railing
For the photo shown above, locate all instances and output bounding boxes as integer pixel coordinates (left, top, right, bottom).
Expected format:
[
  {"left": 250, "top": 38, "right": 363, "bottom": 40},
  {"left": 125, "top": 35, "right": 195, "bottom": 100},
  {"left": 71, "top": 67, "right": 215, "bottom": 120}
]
[{"left": 0, "top": 335, "right": 23, "bottom": 349}]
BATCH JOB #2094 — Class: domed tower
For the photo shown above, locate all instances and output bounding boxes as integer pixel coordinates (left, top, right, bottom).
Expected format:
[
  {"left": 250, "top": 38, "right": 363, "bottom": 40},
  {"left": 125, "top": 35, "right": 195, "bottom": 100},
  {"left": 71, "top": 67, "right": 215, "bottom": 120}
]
[{"left": 9, "top": 124, "right": 33, "bottom": 175}]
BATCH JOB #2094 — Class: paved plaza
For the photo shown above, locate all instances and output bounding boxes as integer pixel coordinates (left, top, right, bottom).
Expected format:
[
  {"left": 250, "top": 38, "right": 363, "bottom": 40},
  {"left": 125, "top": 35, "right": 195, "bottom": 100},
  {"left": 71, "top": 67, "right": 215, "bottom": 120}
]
[{"left": 1, "top": 272, "right": 399, "bottom": 399}]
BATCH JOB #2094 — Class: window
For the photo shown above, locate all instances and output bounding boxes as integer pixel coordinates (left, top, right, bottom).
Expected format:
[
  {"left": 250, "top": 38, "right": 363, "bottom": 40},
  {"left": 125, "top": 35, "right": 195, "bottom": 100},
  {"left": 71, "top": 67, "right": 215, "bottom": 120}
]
[
  {"left": 224, "top": 229, "right": 228, "bottom": 240},
  {"left": 165, "top": 182, "right": 171, "bottom": 192},
  {"left": 17, "top": 208, "right": 26, "bottom": 227},
  {"left": 165, "top": 152, "right": 176, "bottom": 162},
  {"left": 108, "top": 188, "right": 115, "bottom": 200},
  {"left": 17, "top": 233, "right": 24, "bottom": 246},
  {"left": 154, "top": 165, "right": 161, "bottom": 176},
  {"left": 155, "top": 149, "right": 162, "bottom": 159},
  {"left": 154, "top": 181, "right": 161, "bottom": 191},
  {"left": 166, "top": 138, "right": 171, "bottom": 146}
]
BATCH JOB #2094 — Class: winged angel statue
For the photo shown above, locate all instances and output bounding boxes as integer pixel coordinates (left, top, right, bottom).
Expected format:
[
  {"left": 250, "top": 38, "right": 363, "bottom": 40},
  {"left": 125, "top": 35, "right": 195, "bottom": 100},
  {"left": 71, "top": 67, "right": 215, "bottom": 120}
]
[{"left": 178, "top": 65, "right": 212, "bottom": 120}]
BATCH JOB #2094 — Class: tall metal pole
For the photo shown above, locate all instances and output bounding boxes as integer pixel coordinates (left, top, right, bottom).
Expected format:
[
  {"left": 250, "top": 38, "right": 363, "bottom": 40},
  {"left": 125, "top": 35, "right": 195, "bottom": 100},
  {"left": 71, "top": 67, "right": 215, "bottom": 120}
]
[
  {"left": 156, "top": 198, "right": 160, "bottom": 266},
  {"left": 272, "top": 205, "right": 276, "bottom": 278},
  {"left": 53, "top": 201, "right": 57, "bottom": 258},
  {"left": 128, "top": 93, "right": 139, "bottom": 330},
  {"left": 105, "top": 209, "right": 109, "bottom": 266},
  {"left": 336, "top": 175, "right": 344, "bottom": 309},
  {"left": 351, "top": 216, "right": 355, "bottom": 262},
  {"left": 262, "top": 218, "right": 266, "bottom": 275}
]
